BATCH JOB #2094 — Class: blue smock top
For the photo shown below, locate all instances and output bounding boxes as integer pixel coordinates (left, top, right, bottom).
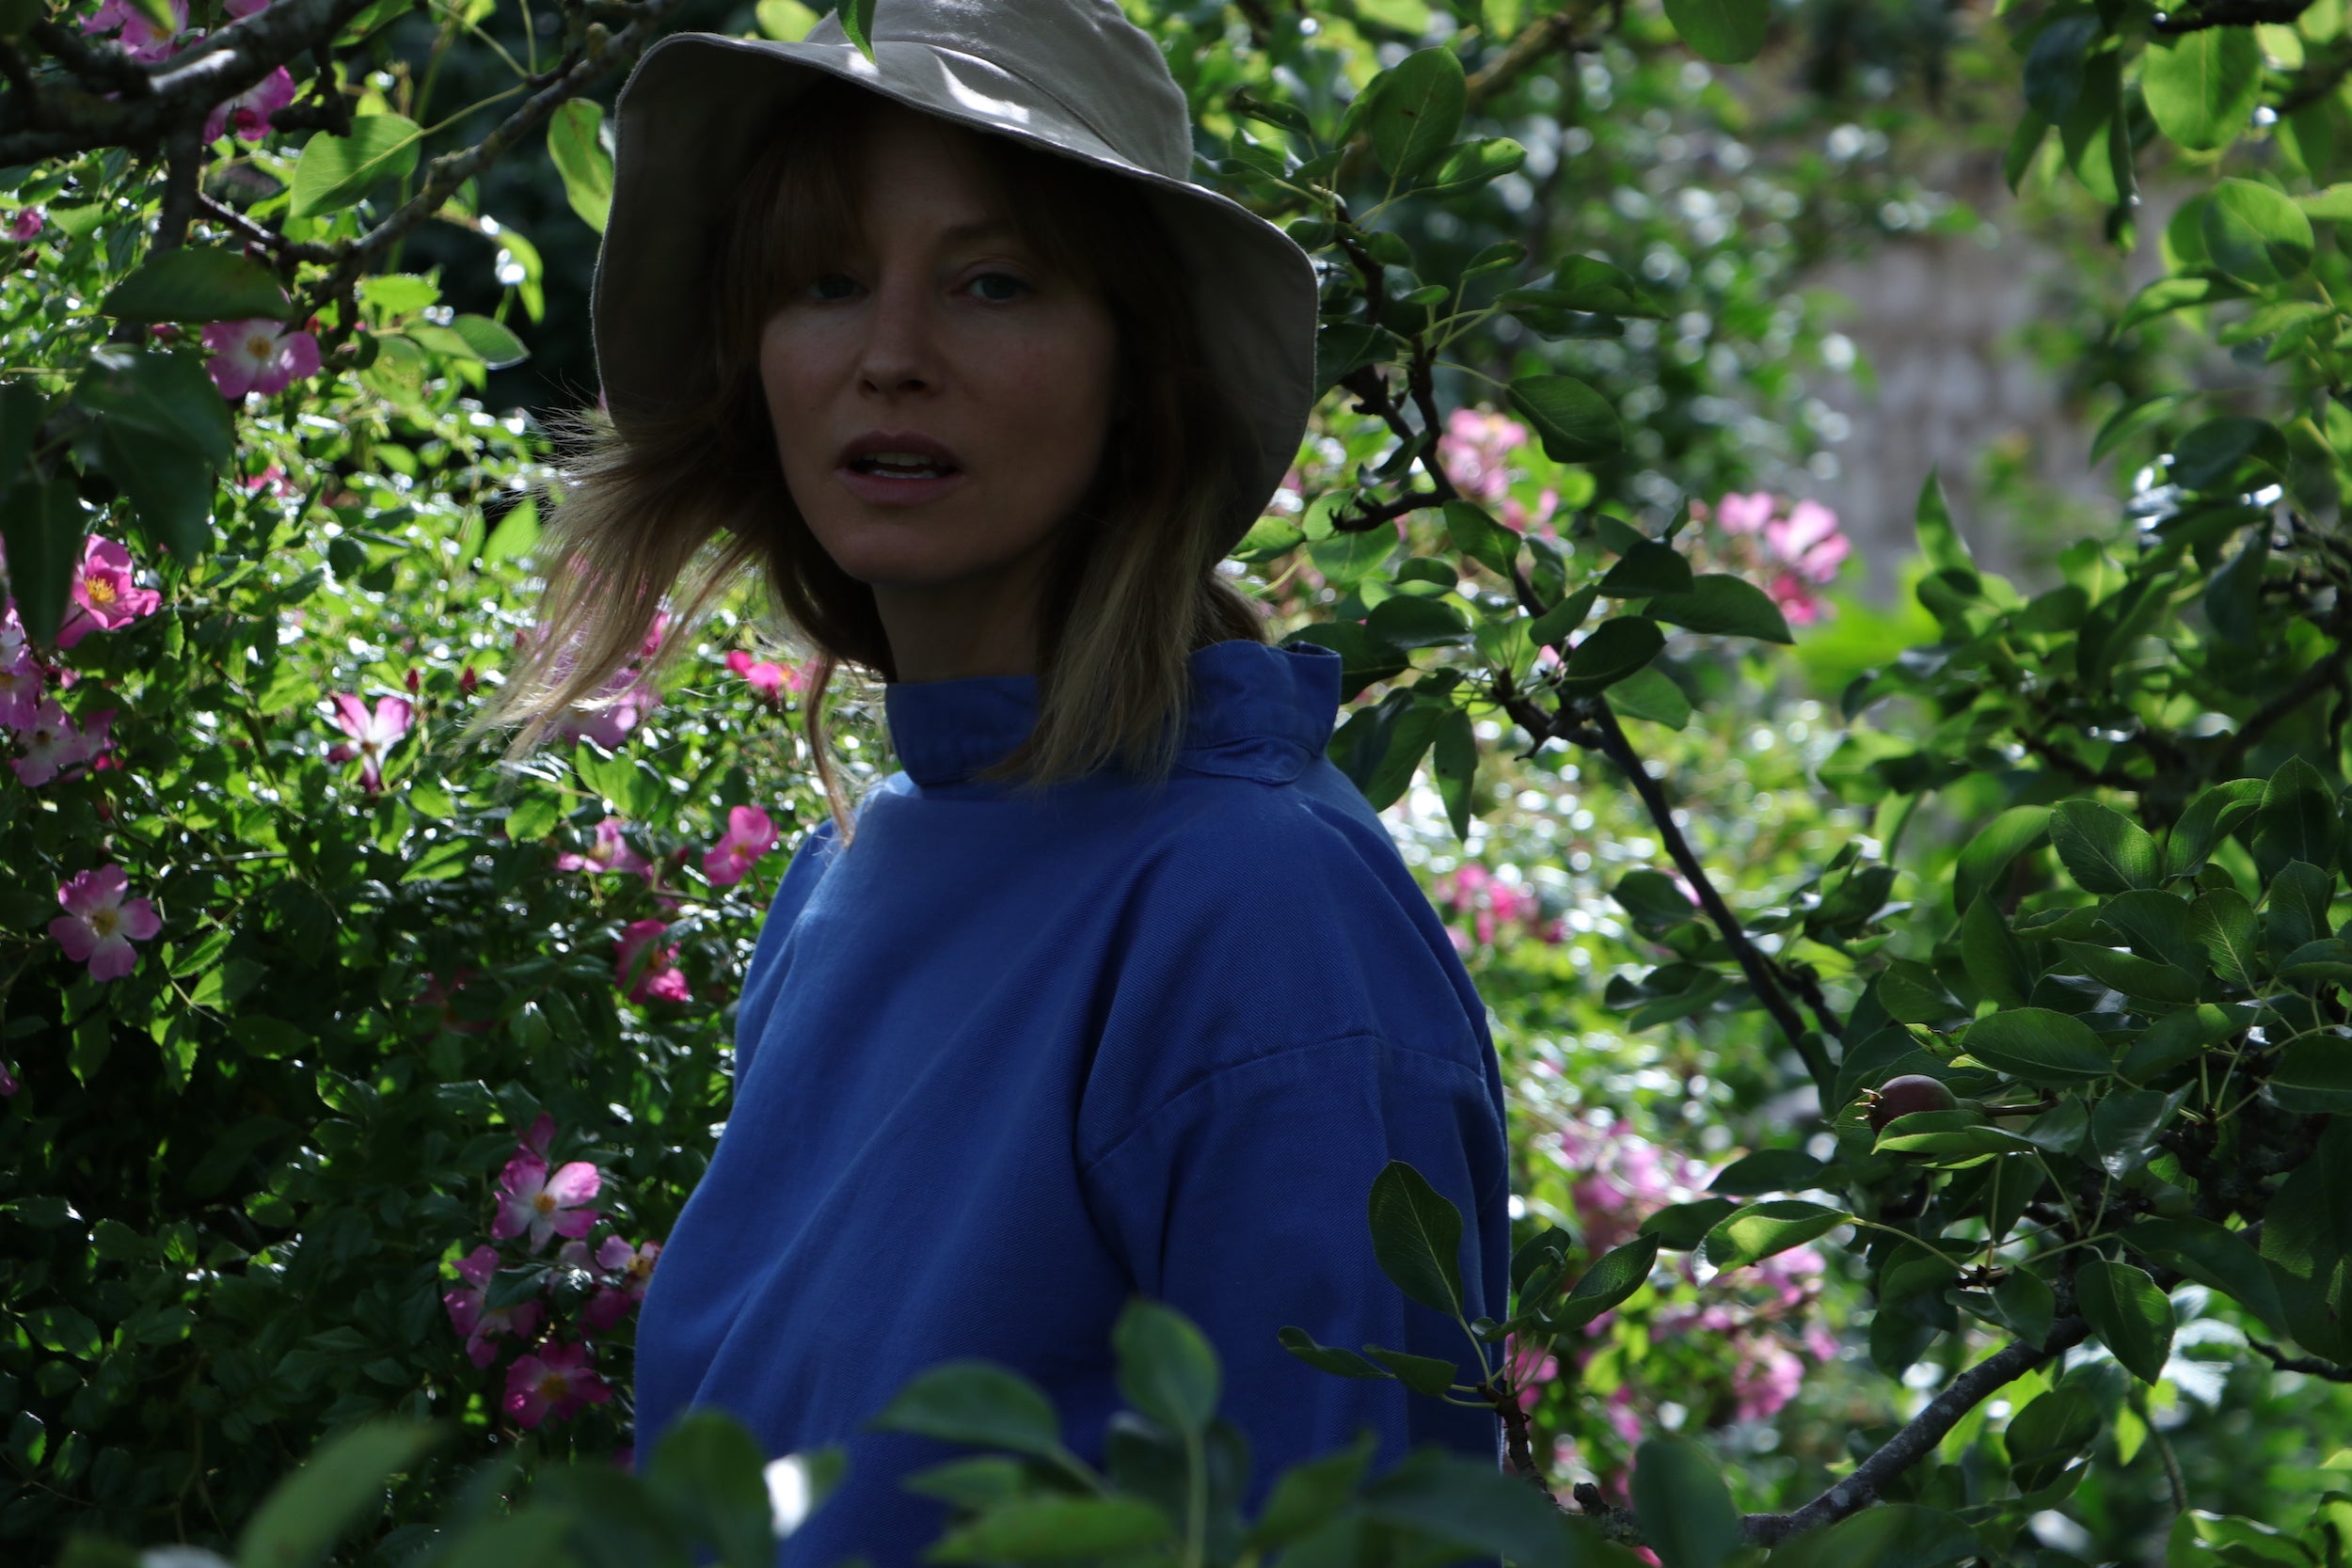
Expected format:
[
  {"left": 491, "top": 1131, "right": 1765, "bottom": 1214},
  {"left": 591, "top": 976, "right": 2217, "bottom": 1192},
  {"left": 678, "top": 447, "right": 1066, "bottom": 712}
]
[{"left": 633, "top": 638, "right": 1513, "bottom": 1566}]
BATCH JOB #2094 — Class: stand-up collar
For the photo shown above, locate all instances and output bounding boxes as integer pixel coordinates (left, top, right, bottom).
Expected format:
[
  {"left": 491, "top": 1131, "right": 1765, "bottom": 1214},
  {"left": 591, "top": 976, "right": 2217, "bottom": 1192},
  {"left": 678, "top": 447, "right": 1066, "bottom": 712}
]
[{"left": 882, "top": 639, "right": 1343, "bottom": 788}]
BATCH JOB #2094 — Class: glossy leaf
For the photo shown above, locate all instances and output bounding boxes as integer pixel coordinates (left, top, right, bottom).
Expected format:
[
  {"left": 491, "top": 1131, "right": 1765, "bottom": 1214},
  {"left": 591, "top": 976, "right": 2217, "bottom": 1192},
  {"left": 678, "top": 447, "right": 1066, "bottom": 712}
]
[
  {"left": 1961, "top": 1007, "right": 2114, "bottom": 1085},
  {"left": 2075, "top": 1258, "right": 2175, "bottom": 1383},
  {"left": 1366, "top": 1160, "right": 1465, "bottom": 1316},
  {"left": 1630, "top": 1434, "right": 1740, "bottom": 1568},
  {"left": 290, "top": 116, "right": 425, "bottom": 220},
  {"left": 102, "top": 246, "right": 293, "bottom": 323}
]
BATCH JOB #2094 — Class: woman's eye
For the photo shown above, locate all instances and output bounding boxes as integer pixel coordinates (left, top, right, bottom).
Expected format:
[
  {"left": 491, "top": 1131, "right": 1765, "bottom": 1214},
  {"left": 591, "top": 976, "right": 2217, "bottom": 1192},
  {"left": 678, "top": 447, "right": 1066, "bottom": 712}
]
[
  {"left": 969, "top": 272, "right": 1028, "bottom": 303},
  {"left": 806, "top": 274, "right": 856, "bottom": 301}
]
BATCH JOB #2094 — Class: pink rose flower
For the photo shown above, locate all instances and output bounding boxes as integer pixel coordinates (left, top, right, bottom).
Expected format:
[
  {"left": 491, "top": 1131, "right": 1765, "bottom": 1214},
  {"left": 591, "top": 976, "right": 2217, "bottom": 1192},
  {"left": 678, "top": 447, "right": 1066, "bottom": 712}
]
[
  {"left": 203, "top": 66, "right": 296, "bottom": 144},
  {"left": 201, "top": 317, "right": 321, "bottom": 400},
  {"left": 1712, "top": 491, "right": 1775, "bottom": 535},
  {"left": 520, "top": 1111, "right": 556, "bottom": 1159},
  {"left": 54, "top": 535, "right": 162, "bottom": 651},
  {"left": 724, "top": 648, "right": 799, "bottom": 702},
  {"left": 443, "top": 1243, "right": 545, "bottom": 1368},
  {"left": 82, "top": 0, "right": 189, "bottom": 60},
  {"left": 615, "top": 919, "right": 690, "bottom": 1004},
  {"left": 1, "top": 607, "right": 46, "bottom": 730},
  {"left": 491, "top": 1150, "right": 601, "bottom": 1253},
  {"left": 503, "top": 1339, "right": 612, "bottom": 1428},
  {"left": 48, "top": 864, "right": 162, "bottom": 982},
  {"left": 702, "top": 804, "right": 779, "bottom": 888},
  {"left": 11, "top": 700, "right": 116, "bottom": 786},
  {"left": 8, "top": 209, "right": 42, "bottom": 242},
  {"left": 327, "top": 691, "right": 412, "bottom": 792},
  {"left": 0, "top": 1059, "right": 17, "bottom": 1095},
  {"left": 581, "top": 1237, "right": 660, "bottom": 1332},
  {"left": 556, "top": 815, "right": 655, "bottom": 882}
]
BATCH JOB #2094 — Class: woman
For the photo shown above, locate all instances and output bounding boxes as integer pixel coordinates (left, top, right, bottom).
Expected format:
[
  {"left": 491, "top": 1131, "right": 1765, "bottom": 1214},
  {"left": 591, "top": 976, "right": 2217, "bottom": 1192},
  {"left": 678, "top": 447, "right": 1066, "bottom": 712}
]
[{"left": 477, "top": 2, "right": 1515, "bottom": 1560}]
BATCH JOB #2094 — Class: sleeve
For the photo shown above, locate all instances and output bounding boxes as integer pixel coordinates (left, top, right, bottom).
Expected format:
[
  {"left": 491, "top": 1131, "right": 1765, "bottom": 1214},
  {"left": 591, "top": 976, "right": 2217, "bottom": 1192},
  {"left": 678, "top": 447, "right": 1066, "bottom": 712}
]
[{"left": 1075, "top": 1032, "right": 1511, "bottom": 1522}]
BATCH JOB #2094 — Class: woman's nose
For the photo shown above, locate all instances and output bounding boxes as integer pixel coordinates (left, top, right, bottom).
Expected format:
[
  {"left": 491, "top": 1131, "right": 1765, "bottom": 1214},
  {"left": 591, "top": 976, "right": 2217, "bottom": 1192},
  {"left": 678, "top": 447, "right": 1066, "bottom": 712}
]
[{"left": 853, "top": 271, "right": 942, "bottom": 395}]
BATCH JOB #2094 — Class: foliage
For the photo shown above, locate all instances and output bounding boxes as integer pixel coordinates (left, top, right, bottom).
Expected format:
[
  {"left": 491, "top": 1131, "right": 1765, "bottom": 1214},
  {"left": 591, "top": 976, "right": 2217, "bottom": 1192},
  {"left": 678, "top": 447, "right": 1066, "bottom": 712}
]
[{"left": 8, "top": 0, "right": 2352, "bottom": 1561}]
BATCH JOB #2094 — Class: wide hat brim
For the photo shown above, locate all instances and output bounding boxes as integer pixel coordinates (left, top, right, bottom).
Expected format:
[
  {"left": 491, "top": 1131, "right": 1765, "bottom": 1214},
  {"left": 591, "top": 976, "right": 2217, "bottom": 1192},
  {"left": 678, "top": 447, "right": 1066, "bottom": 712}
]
[{"left": 592, "top": 29, "right": 1319, "bottom": 561}]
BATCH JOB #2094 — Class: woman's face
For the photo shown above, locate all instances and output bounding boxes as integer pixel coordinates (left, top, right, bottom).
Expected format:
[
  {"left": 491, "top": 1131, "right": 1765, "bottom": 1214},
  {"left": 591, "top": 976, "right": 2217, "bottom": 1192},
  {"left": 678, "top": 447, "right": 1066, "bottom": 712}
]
[{"left": 759, "top": 102, "right": 1122, "bottom": 678}]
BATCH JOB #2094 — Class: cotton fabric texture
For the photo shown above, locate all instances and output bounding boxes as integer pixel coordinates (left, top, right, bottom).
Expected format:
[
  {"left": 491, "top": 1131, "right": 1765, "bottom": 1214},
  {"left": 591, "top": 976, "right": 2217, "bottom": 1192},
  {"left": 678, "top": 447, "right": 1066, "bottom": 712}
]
[
  {"left": 633, "top": 639, "right": 1514, "bottom": 1564},
  {"left": 591, "top": 0, "right": 1320, "bottom": 562}
]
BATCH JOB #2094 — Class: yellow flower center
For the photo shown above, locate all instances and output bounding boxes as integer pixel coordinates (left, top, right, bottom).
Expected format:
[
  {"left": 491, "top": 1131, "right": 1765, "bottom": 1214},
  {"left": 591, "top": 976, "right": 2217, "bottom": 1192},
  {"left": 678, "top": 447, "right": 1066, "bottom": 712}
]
[
  {"left": 537, "top": 1371, "right": 568, "bottom": 1401},
  {"left": 245, "top": 331, "right": 274, "bottom": 359},
  {"left": 533, "top": 1192, "right": 557, "bottom": 1216},
  {"left": 89, "top": 908, "right": 119, "bottom": 938},
  {"left": 86, "top": 578, "right": 117, "bottom": 607}
]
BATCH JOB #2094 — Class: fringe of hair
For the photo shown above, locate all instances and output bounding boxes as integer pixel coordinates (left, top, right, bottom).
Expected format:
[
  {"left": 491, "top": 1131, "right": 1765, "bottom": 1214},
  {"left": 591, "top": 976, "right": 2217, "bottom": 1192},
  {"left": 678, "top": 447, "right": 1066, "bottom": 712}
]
[{"left": 466, "top": 73, "right": 1272, "bottom": 847}]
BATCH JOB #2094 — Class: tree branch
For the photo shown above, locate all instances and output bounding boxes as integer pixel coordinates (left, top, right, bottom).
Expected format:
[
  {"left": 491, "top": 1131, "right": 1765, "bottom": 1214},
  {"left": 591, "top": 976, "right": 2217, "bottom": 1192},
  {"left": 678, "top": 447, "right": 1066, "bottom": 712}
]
[
  {"left": 1465, "top": 0, "right": 1613, "bottom": 109},
  {"left": 1740, "top": 1316, "right": 2091, "bottom": 1543},
  {"left": 1, "top": 0, "right": 379, "bottom": 163},
  {"left": 1578, "top": 697, "right": 1836, "bottom": 1099},
  {"left": 154, "top": 119, "right": 204, "bottom": 253},
  {"left": 2249, "top": 1338, "right": 2352, "bottom": 1382},
  {"left": 2211, "top": 639, "right": 2351, "bottom": 778},
  {"left": 314, "top": 0, "right": 691, "bottom": 299},
  {"left": 2151, "top": 0, "right": 2312, "bottom": 30}
]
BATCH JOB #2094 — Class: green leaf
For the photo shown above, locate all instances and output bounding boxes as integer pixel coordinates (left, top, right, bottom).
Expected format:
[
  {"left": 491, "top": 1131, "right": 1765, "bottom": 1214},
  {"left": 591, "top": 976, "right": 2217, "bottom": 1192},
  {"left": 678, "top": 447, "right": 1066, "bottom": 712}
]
[
  {"left": 98, "top": 417, "right": 214, "bottom": 562},
  {"left": 548, "top": 99, "right": 613, "bottom": 232},
  {"left": 2201, "top": 178, "right": 2314, "bottom": 287},
  {"left": 2188, "top": 891, "right": 2260, "bottom": 989},
  {"left": 1631, "top": 1434, "right": 1740, "bottom": 1568},
  {"left": 2048, "top": 799, "right": 2160, "bottom": 895},
  {"left": 1362, "top": 48, "right": 1466, "bottom": 180},
  {"left": 927, "top": 1497, "right": 1169, "bottom": 1562},
  {"left": 1561, "top": 617, "right": 1662, "bottom": 693},
  {"left": 1640, "top": 1196, "right": 1740, "bottom": 1249},
  {"left": 864, "top": 1362, "right": 1066, "bottom": 1461},
  {"left": 290, "top": 116, "right": 424, "bottom": 220},
  {"left": 2075, "top": 1258, "right": 2175, "bottom": 1383},
  {"left": 1915, "top": 466, "right": 1978, "bottom": 582},
  {"left": 451, "top": 315, "right": 529, "bottom": 371},
  {"left": 102, "top": 246, "right": 292, "bottom": 323},
  {"left": 2023, "top": 10, "right": 2100, "bottom": 124},
  {"left": 643, "top": 1410, "right": 774, "bottom": 1568},
  {"left": 2091, "top": 391, "right": 2185, "bottom": 463},
  {"left": 1700, "top": 1200, "right": 1848, "bottom": 1269},
  {"left": 1993, "top": 1266, "right": 2057, "bottom": 1348},
  {"left": 74, "top": 344, "right": 235, "bottom": 468},
  {"left": 2141, "top": 27, "right": 2263, "bottom": 151},
  {"left": 1961, "top": 895, "right": 2035, "bottom": 1008},
  {"left": 1366, "top": 593, "right": 1469, "bottom": 651},
  {"left": 1312, "top": 322, "right": 1403, "bottom": 395},
  {"left": 1505, "top": 374, "right": 1623, "bottom": 463},
  {"left": 1244, "top": 1430, "right": 1378, "bottom": 1549},
  {"left": 1431, "top": 706, "right": 1477, "bottom": 843},
  {"left": 1366, "top": 1160, "right": 1465, "bottom": 1316},
  {"left": 2053, "top": 941, "right": 2201, "bottom": 1006},
  {"left": 2119, "top": 272, "right": 2248, "bottom": 332},
  {"left": 0, "top": 478, "right": 86, "bottom": 646},
  {"left": 2167, "top": 778, "right": 2265, "bottom": 877},
  {"left": 1442, "top": 499, "right": 1518, "bottom": 578},
  {"left": 2121, "top": 1217, "right": 2288, "bottom": 1337},
  {"left": 1608, "top": 666, "right": 1692, "bottom": 730},
  {"left": 1110, "top": 1299, "right": 1219, "bottom": 1440},
  {"left": 2269, "top": 1034, "right": 2352, "bottom": 1113},
  {"left": 1529, "top": 584, "right": 1598, "bottom": 651},
  {"left": 2007, "top": 1384, "right": 2101, "bottom": 1493},
  {"left": 1276, "top": 1325, "right": 1389, "bottom": 1379},
  {"left": 401, "top": 837, "right": 478, "bottom": 883},
  {"left": 0, "top": 380, "right": 40, "bottom": 492},
  {"left": 235, "top": 1421, "right": 441, "bottom": 1568},
  {"left": 1550, "top": 1234, "right": 1660, "bottom": 1329},
  {"left": 754, "top": 0, "right": 818, "bottom": 38},
  {"left": 2253, "top": 754, "right": 2339, "bottom": 876},
  {"left": 1599, "top": 540, "right": 1693, "bottom": 597},
  {"left": 1358, "top": 1447, "right": 1580, "bottom": 1563},
  {"left": 1361, "top": 1346, "right": 1459, "bottom": 1396},
  {"left": 1661, "top": 0, "right": 1767, "bottom": 63},
  {"left": 1761, "top": 1504, "right": 1981, "bottom": 1568},
  {"left": 1708, "top": 1148, "right": 1829, "bottom": 1196},
  {"left": 1419, "top": 136, "right": 1526, "bottom": 197},
  {"left": 1961, "top": 1008, "right": 2114, "bottom": 1086},
  {"left": 1640, "top": 573, "right": 1792, "bottom": 642},
  {"left": 1954, "top": 805, "right": 2051, "bottom": 913}
]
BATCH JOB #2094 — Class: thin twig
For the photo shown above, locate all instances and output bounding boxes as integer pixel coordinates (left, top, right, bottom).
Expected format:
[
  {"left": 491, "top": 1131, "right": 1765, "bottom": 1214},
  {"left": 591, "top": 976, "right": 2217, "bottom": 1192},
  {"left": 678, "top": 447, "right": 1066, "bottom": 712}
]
[
  {"left": 2150, "top": 0, "right": 2312, "bottom": 30},
  {"left": 196, "top": 193, "right": 340, "bottom": 264}
]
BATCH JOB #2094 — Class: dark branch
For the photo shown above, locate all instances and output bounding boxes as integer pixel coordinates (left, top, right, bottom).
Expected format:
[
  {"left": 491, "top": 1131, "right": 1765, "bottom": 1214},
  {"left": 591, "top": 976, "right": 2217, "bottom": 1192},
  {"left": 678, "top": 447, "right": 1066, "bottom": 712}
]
[
  {"left": 0, "top": 0, "right": 379, "bottom": 163},
  {"left": 1740, "top": 1316, "right": 2091, "bottom": 1543},
  {"left": 197, "top": 193, "right": 339, "bottom": 265},
  {"left": 1580, "top": 698, "right": 1836, "bottom": 1100},
  {"left": 29, "top": 20, "right": 156, "bottom": 96},
  {"left": 1465, "top": 0, "right": 1613, "bottom": 107},
  {"left": 2151, "top": 0, "right": 2312, "bottom": 30},
  {"left": 315, "top": 0, "right": 690, "bottom": 298},
  {"left": 2249, "top": 1338, "right": 2352, "bottom": 1382},
  {"left": 2211, "top": 639, "right": 2351, "bottom": 777},
  {"left": 154, "top": 119, "right": 204, "bottom": 252}
]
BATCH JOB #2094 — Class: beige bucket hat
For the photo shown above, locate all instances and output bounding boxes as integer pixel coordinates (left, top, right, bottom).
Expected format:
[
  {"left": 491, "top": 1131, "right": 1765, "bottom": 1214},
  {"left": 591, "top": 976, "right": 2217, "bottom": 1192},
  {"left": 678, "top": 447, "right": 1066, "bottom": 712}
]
[{"left": 590, "top": 0, "right": 1320, "bottom": 560}]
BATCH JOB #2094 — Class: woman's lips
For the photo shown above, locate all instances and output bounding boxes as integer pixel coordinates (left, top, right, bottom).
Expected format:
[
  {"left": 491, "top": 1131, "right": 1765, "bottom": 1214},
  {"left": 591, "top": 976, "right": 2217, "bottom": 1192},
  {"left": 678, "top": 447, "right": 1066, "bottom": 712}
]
[{"left": 834, "top": 464, "right": 970, "bottom": 507}]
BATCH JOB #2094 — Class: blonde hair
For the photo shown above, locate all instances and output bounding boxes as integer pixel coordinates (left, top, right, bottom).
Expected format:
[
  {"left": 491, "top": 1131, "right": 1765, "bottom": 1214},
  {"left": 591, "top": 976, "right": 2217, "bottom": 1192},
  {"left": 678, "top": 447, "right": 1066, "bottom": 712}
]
[{"left": 468, "top": 73, "right": 1273, "bottom": 846}]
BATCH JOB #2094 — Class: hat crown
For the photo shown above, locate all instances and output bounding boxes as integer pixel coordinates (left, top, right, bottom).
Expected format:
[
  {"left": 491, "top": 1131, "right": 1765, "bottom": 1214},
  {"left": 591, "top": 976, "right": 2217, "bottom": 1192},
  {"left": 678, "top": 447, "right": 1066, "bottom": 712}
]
[{"left": 803, "top": 0, "right": 1194, "bottom": 181}]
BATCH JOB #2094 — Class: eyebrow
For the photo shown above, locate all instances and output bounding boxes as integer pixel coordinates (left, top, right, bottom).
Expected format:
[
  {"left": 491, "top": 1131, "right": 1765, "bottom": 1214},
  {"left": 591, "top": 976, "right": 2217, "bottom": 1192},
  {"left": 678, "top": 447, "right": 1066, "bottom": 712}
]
[{"left": 934, "top": 218, "right": 1023, "bottom": 247}]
